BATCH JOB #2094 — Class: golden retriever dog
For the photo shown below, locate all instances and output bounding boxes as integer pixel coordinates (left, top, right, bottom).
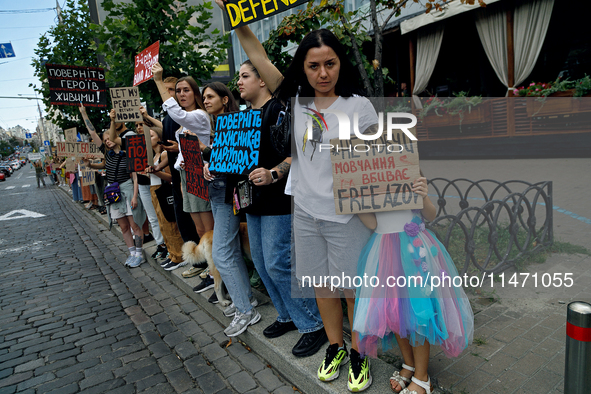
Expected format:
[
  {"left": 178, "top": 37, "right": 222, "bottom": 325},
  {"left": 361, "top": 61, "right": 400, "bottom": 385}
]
[{"left": 182, "top": 231, "right": 231, "bottom": 307}]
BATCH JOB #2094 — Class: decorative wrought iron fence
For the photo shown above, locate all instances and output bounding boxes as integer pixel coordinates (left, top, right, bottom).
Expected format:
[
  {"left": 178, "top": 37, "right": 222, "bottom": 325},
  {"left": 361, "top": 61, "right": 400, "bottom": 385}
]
[{"left": 426, "top": 178, "right": 553, "bottom": 274}]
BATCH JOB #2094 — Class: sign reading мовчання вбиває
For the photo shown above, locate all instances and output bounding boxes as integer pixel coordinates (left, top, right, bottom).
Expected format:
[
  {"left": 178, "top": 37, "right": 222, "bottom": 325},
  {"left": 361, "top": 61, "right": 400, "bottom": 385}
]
[{"left": 46, "top": 64, "right": 107, "bottom": 107}]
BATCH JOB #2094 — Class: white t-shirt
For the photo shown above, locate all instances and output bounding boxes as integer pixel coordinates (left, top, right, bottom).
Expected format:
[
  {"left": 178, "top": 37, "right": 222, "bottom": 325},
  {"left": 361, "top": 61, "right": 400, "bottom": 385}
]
[
  {"left": 290, "top": 96, "right": 378, "bottom": 223},
  {"left": 161, "top": 97, "right": 210, "bottom": 171}
]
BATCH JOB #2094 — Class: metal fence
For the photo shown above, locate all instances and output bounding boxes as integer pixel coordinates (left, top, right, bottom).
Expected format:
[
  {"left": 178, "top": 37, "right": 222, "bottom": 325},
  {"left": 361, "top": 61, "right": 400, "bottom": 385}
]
[{"left": 426, "top": 178, "right": 554, "bottom": 274}]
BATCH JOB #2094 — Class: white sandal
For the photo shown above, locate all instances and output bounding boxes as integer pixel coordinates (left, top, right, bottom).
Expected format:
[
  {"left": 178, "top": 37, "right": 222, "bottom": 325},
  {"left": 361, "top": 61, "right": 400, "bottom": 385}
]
[
  {"left": 400, "top": 376, "right": 433, "bottom": 394},
  {"left": 389, "top": 363, "right": 415, "bottom": 392}
]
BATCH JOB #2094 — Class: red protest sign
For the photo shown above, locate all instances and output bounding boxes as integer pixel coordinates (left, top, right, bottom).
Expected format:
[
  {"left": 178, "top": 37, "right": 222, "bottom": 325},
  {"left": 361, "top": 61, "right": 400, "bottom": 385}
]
[
  {"left": 133, "top": 41, "right": 159, "bottom": 86},
  {"left": 126, "top": 134, "right": 148, "bottom": 172},
  {"left": 179, "top": 134, "right": 208, "bottom": 201}
]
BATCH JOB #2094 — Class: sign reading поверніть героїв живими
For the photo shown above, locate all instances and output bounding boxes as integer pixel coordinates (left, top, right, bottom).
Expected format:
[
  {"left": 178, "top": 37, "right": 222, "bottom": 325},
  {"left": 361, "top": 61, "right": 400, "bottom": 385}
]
[
  {"left": 224, "top": 0, "right": 309, "bottom": 29},
  {"left": 46, "top": 64, "right": 107, "bottom": 107}
]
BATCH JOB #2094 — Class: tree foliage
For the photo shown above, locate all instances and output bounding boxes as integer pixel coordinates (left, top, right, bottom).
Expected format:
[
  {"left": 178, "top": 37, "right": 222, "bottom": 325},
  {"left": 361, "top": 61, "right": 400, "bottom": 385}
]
[
  {"left": 91, "top": 0, "right": 230, "bottom": 108},
  {"left": 30, "top": 0, "right": 107, "bottom": 133}
]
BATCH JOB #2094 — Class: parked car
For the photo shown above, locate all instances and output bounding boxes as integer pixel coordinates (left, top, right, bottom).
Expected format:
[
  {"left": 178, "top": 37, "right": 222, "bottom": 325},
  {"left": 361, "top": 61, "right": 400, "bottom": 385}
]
[
  {"left": 0, "top": 172, "right": 5, "bottom": 181},
  {"left": 0, "top": 167, "right": 10, "bottom": 178}
]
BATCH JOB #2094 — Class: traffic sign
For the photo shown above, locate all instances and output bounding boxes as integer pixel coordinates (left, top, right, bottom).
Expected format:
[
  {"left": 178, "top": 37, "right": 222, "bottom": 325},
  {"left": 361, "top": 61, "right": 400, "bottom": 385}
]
[
  {"left": 25, "top": 133, "right": 32, "bottom": 139},
  {"left": 44, "top": 140, "right": 50, "bottom": 146},
  {"left": 0, "top": 43, "right": 15, "bottom": 59},
  {"left": 39, "top": 147, "right": 46, "bottom": 153}
]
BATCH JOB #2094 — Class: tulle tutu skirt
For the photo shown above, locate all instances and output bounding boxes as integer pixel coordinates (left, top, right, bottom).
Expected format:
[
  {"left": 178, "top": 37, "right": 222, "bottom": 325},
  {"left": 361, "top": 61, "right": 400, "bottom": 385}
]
[{"left": 353, "top": 229, "right": 474, "bottom": 358}]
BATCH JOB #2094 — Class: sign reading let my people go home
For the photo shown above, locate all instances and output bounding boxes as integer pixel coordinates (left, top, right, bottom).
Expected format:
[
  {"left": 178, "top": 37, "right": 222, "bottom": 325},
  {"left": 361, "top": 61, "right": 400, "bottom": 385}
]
[
  {"left": 45, "top": 64, "right": 107, "bottom": 107},
  {"left": 110, "top": 87, "right": 142, "bottom": 123},
  {"left": 224, "top": 0, "right": 309, "bottom": 29}
]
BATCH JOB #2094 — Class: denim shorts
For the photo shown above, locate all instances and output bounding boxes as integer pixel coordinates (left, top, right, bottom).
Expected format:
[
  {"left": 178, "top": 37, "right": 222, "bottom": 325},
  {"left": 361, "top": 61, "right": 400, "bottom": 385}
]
[{"left": 293, "top": 203, "right": 372, "bottom": 289}]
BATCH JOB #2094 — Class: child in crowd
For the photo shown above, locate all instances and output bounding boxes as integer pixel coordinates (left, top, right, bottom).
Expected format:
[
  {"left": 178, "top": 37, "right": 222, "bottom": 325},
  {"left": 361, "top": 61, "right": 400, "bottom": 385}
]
[{"left": 354, "top": 175, "right": 474, "bottom": 393}]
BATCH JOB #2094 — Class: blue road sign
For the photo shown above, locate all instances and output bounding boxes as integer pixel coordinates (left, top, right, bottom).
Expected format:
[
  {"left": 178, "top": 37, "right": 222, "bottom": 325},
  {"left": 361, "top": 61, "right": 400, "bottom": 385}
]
[
  {"left": 0, "top": 43, "right": 15, "bottom": 59},
  {"left": 25, "top": 133, "right": 32, "bottom": 139},
  {"left": 44, "top": 140, "right": 50, "bottom": 146}
]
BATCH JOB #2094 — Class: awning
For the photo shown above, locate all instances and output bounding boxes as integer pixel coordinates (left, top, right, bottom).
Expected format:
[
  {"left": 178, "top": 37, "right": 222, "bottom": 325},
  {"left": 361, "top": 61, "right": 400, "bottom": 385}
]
[{"left": 401, "top": 0, "right": 502, "bottom": 35}]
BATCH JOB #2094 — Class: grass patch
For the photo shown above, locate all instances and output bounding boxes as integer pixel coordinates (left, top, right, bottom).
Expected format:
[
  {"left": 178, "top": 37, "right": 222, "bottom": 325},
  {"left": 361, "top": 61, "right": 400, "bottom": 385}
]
[
  {"left": 474, "top": 336, "right": 487, "bottom": 346},
  {"left": 430, "top": 220, "right": 590, "bottom": 276}
]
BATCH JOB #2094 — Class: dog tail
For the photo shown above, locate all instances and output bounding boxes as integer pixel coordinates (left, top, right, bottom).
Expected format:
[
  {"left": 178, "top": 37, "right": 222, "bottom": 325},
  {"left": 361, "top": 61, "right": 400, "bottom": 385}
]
[{"left": 182, "top": 241, "right": 198, "bottom": 264}]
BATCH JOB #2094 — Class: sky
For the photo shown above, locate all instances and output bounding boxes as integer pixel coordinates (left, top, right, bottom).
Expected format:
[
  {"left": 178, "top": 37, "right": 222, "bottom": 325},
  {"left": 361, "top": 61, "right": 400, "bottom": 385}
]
[{"left": 0, "top": 1, "right": 62, "bottom": 132}]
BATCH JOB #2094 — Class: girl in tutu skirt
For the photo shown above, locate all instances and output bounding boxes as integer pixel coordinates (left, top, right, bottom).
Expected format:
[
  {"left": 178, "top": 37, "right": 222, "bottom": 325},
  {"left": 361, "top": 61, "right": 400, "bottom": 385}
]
[{"left": 354, "top": 175, "right": 474, "bottom": 394}]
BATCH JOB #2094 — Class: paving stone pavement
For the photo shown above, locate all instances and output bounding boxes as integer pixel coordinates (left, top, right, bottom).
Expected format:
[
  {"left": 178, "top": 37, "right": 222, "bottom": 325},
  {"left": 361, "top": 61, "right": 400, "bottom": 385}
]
[{"left": 0, "top": 168, "right": 297, "bottom": 394}]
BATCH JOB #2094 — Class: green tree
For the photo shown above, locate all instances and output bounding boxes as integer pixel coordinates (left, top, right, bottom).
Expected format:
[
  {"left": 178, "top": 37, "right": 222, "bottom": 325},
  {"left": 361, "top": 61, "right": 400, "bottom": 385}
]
[
  {"left": 92, "top": 0, "right": 230, "bottom": 108},
  {"left": 30, "top": 0, "right": 107, "bottom": 133},
  {"left": 0, "top": 141, "right": 13, "bottom": 157}
]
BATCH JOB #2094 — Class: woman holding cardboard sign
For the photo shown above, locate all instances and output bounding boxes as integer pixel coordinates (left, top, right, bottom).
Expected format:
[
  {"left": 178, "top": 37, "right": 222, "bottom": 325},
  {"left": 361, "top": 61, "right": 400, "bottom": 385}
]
[
  {"left": 221, "top": 2, "right": 380, "bottom": 390},
  {"left": 152, "top": 62, "right": 214, "bottom": 241}
]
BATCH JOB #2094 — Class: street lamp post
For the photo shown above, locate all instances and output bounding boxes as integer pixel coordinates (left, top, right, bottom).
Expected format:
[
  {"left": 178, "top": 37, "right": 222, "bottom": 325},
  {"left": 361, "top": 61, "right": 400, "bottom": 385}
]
[{"left": 17, "top": 94, "right": 47, "bottom": 145}]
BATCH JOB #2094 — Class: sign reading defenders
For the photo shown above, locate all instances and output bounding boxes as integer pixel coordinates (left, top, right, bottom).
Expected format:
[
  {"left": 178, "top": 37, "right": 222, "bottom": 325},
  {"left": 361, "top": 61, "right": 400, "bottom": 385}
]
[
  {"left": 133, "top": 41, "right": 159, "bottom": 86},
  {"left": 224, "top": 0, "right": 309, "bottom": 29},
  {"left": 330, "top": 130, "right": 422, "bottom": 215},
  {"left": 209, "top": 109, "right": 262, "bottom": 175},
  {"left": 126, "top": 134, "right": 148, "bottom": 173},
  {"left": 46, "top": 64, "right": 107, "bottom": 107},
  {"left": 179, "top": 134, "right": 208, "bottom": 200},
  {"left": 110, "top": 87, "right": 142, "bottom": 122}
]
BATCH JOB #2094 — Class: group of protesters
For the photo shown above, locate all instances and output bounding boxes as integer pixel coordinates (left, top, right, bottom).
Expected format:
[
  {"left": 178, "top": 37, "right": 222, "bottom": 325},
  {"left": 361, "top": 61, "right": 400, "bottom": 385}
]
[{"left": 65, "top": 2, "right": 476, "bottom": 391}]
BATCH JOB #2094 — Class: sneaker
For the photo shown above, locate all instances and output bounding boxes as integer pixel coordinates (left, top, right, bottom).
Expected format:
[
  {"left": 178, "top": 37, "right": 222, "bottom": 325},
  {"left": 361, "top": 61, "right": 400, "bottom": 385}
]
[
  {"left": 199, "top": 268, "right": 210, "bottom": 279},
  {"left": 151, "top": 245, "right": 167, "bottom": 259},
  {"left": 193, "top": 276, "right": 215, "bottom": 293},
  {"left": 182, "top": 266, "right": 206, "bottom": 278},
  {"left": 160, "top": 258, "right": 171, "bottom": 267},
  {"left": 157, "top": 246, "right": 168, "bottom": 259},
  {"left": 163, "top": 261, "right": 187, "bottom": 271},
  {"left": 143, "top": 233, "right": 155, "bottom": 243},
  {"left": 128, "top": 255, "right": 145, "bottom": 268},
  {"left": 208, "top": 292, "right": 218, "bottom": 304},
  {"left": 318, "top": 343, "right": 349, "bottom": 382},
  {"left": 348, "top": 349, "right": 371, "bottom": 392},
  {"left": 223, "top": 297, "right": 259, "bottom": 317},
  {"left": 224, "top": 308, "right": 261, "bottom": 337},
  {"left": 124, "top": 255, "right": 135, "bottom": 266}
]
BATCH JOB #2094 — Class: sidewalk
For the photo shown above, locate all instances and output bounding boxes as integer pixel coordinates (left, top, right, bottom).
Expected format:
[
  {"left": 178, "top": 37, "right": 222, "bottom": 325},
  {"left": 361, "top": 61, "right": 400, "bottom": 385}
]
[{"left": 58, "top": 154, "right": 590, "bottom": 394}]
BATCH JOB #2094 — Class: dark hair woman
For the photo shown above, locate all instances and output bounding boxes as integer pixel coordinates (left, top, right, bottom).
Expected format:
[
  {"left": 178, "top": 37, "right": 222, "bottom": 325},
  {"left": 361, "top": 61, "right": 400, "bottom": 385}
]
[{"left": 217, "top": 1, "right": 379, "bottom": 391}]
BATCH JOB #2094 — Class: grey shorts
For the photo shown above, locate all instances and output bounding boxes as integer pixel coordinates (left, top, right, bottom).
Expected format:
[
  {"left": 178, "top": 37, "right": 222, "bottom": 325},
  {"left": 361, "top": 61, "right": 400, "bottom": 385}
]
[
  {"left": 180, "top": 169, "right": 211, "bottom": 213},
  {"left": 293, "top": 204, "right": 372, "bottom": 289}
]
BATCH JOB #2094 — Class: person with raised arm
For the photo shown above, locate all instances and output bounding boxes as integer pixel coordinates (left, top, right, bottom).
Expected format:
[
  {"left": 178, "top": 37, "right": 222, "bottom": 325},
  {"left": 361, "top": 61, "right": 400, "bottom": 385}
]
[{"left": 217, "top": 0, "right": 379, "bottom": 390}]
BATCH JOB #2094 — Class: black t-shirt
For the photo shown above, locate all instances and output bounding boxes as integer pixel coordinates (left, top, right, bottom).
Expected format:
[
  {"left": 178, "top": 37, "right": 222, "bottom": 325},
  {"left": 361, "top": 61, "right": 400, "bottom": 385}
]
[
  {"left": 162, "top": 115, "right": 181, "bottom": 177},
  {"left": 225, "top": 99, "right": 291, "bottom": 216}
]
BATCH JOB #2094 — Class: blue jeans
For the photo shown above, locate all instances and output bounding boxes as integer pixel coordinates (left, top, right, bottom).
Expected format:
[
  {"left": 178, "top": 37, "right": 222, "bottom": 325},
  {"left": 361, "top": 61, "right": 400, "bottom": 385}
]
[
  {"left": 246, "top": 213, "right": 323, "bottom": 333},
  {"left": 72, "top": 174, "right": 82, "bottom": 201},
  {"left": 209, "top": 178, "right": 253, "bottom": 314}
]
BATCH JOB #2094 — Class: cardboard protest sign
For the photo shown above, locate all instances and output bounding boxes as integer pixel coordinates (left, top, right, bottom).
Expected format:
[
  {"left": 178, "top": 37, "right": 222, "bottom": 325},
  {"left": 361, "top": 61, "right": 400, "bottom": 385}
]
[
  {"left": 64, "top": 127, "right": 77, "bottom": 142},
  {"left": 133, "top": 41, "right": 159, "bottom": 86},
  {"left": 56, "top": 142, "right": 104, "bottom": 158},
  {"left": 179, "top": 134, "right": 208, "bottom": 200},
  {"left": 126, "top": 134, "right": 148, "bottom": 172},
  {"left": 110, "top": 87, "right": 142, "bottom": 123},
  {"left": 79, "top": 162, "right": 96, "bottom": 186},
  {"left": 330, "top": 131, "right": 422, "bottom": 215},
  {"left": 45, "top": 64, "right": 107, "bottom": 107},
  {"left": 209, "top": 109, "right": 262, "bottom": 175},
  {"left": 65, "top": 157, "right": 76, "bottom": 172},
  {"left": 224, "top": 0, "right": 309, "bottom": 29}
]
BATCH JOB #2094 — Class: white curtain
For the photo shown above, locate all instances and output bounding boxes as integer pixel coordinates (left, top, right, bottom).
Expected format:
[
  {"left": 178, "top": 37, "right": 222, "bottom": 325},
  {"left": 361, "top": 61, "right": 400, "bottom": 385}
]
[
  {"left": 475, "top": 0, "right": 554, "bottom": 94},
  {"left": 413, "top": 24, "right": 444, "bottom": 106},
  {"left": 475, "top": 3, "right": 508, "bottom": 88},
  {"left": 513, "top": 0, "right": 554, "bottom": 87}
]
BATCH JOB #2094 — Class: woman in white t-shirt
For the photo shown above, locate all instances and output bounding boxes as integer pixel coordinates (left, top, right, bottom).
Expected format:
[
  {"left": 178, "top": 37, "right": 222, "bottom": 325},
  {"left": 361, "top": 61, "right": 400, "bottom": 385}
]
[
  {"left": 152, "top": 62, "right": 214, "bottom": 239},
  {"left": 218, "top": 0, "right": 378, "bottom": 389}
]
